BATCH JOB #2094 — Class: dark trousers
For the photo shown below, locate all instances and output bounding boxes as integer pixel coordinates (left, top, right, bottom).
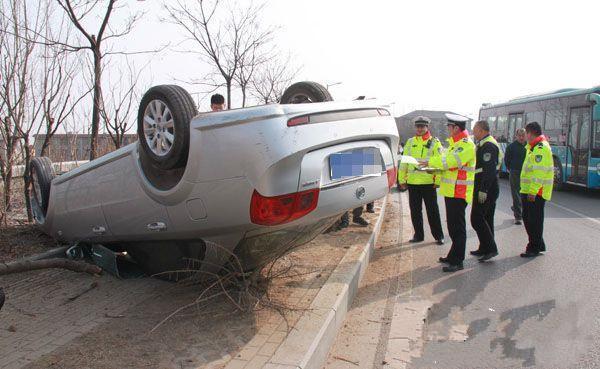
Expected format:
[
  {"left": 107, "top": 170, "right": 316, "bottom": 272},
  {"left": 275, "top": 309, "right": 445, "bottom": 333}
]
[
  {"left": 445, "top": 197, "right": 467, "bottom": 264},
  {"left": 341, "top": 207, "right": 364, "bottom": 223},
  {"left": 408, "top": 184, "right": 444, "bottom": 240},
  {"left": 470, "top": 195, "right": 498, "bottom": 254},
  {"left": 521, "top": 194, "right": 546, "bottom": 253},
  {"left": 509, "top": 170, "right": 522, "bottom": 220}
]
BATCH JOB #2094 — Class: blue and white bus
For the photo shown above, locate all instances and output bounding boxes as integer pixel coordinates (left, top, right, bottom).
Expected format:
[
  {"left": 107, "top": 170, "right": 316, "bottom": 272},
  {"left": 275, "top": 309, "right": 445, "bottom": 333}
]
[{"left": 479, "top": 86, "right": 600, "bottom": 190}]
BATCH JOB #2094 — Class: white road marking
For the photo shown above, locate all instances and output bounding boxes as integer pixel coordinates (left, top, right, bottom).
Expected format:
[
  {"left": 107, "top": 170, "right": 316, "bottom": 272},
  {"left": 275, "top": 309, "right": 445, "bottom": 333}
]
[{"left": 499, "top": 181, "right": 600, "bottom": 226}]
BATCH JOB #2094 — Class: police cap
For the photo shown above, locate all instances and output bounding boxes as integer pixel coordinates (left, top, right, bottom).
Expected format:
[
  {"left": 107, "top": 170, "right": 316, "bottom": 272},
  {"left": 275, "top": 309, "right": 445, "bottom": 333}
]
[
  {"left": 445, "top": 113, "right": 469, "bottom": 129},
  {"left": 412, "top": 115, "right": 431, "bottom": 126}
]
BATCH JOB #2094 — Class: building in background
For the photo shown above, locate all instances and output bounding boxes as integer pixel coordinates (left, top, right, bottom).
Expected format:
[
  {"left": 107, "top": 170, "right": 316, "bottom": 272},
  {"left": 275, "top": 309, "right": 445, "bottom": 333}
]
[
  {"left": 33, "top": 134, "right": 137, "bottom": 163},
  {"left": 395, "top": 110, "right": 472, "bottom": 145}
]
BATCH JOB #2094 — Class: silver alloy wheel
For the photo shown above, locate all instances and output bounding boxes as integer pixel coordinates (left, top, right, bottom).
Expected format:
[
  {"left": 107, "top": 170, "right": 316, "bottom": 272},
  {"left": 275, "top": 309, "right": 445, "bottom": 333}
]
[{"left": 143, "top": 99, "right": 175, "bottom": 157}]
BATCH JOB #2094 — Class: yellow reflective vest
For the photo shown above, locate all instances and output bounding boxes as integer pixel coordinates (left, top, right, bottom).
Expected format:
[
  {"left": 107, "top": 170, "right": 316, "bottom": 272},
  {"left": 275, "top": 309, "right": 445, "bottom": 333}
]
[
  {"left": 398, "top": 133, "right": 443, "bottom": 185},
  {"left": 428, "top": 130, "right": 476, "bottom": 203},
  {"left": 520, "top": 135, "right": 554, "bottom": 201}
]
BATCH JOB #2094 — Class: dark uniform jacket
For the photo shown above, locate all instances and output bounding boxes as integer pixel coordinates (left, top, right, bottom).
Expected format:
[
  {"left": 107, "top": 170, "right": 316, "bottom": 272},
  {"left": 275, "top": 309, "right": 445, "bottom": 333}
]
[
  {"left": 474, "top": 135, "right": 500, "bottom": 198},
  {"left": 504, "top": 140, "right": 526, "bottom": 172}
]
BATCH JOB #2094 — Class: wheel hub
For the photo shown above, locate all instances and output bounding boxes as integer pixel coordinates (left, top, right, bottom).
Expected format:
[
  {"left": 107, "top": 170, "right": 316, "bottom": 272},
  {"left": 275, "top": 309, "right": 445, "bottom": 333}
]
[{"left": 143, "top": 100, "right": 175, "bottom": 157}]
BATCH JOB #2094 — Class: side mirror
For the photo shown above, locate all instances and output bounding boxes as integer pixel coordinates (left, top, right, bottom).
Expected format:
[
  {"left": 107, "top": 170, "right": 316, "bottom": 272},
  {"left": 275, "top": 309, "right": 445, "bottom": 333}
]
[{"left": 586, "top": 93, "right": 600, "bottom": 121}]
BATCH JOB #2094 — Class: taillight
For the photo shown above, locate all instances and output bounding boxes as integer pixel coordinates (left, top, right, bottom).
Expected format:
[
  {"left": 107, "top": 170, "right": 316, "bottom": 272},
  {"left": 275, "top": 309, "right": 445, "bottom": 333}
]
[
  {"left": 250, "top": 188, "right": 320, "bottom": 226},
  {"left": 386, "top": 166, "right": 397, "bottom": 189},
  {"left": 287, "top": 115, "right": 310, "bottom": 127}
]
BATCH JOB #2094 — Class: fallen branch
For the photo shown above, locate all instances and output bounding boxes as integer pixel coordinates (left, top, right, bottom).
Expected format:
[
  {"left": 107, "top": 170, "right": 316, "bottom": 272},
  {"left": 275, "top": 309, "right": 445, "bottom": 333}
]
[
  {"left": 334, "top": 356, "right": 359, "bottom": 366},
  {"left": 0, "top": 258, "right": 102, "bottom": 276}
]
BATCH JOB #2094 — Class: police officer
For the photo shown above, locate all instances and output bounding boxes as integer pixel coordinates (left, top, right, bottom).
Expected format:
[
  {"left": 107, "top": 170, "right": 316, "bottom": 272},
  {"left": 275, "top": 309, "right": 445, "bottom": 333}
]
[
  {"left": 520, "top": 121, "right": 554, "bottom": 257},
  {"left": 420, "top": 113, "right": 476, "bottom": 272},
  {"left": 398, "top": 116, "right": 445, "bottom": 245},
  {"left": 470, "top": 120, "right": 501, "bottom": 261}
]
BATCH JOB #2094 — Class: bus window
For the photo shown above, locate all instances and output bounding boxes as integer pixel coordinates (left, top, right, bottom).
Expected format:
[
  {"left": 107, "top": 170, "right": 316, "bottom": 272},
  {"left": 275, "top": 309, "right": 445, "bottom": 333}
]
[
  {"left": 526, "top": 111, "right": 544, "bottom": 125},
  {"left": 508, "top": 113, "right": 523, "bottom": 142},
  {"left": 594, "top": 121, "right": 600, "bottom": 149},
  {"left": 487, "top": 116, "right": 497, "bottom": 133},
  {"left": 496, "top": 115, "right": 508, "bottom": 142},
  {"left": 545, "top": 109, "right": 564, "bottom": 130}
]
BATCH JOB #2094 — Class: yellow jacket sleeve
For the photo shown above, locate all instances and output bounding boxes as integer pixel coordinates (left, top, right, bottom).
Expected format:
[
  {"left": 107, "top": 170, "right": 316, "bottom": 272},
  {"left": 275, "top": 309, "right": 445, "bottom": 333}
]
[
  {"left": 429, "top": 141, "right": 475, "bottom": 171},
  {"left": 431, "top": 139, "right": 443, "bottom": 186}
]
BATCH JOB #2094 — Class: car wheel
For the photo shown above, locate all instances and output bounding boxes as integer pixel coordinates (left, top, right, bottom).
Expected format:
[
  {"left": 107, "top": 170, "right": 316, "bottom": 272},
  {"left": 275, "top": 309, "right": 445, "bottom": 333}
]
[
  {"left": 125, "top": 240, "right": 206, "bottom": 282},
  {"left": 280, "top": 81, "right": 333, "bottom": 104},
  {"left": 137, "top": 85, "right": 198, "bottom": 170},
  {"left": 29, "top": 157, "right": 55, "bottom": 223},
  {"left": 553, "top": 157, "right": 565, "bottom": 191}
]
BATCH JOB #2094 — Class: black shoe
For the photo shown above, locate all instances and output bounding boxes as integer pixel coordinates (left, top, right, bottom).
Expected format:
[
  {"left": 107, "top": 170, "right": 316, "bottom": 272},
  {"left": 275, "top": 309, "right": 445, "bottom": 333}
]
[
  {"left": 438, "top": 257, "right": 450, "bottom": 264},
  {"left": 520, "top": 251, "right": 541, "bottom": 258},
  {"left": 409, "top": 237, "right": 424, "bottom": 243},
  {"left": 478, "top": 251, "right": 498, "bottom": 262},
  {"left": 515, "top": 219, "right": 522, "bottom": 225},
  {"left": 337, "top": 220, "right": 349, "bottom": 230},
  {"left": 442, "top": 263, "right": 464, "bottom": 272},
  {"left": 366, "top": 206, "right": 375, "bottom": 213},
  {"left": 435, "top": 238, "right": 445, "bottom": 245},
  {"left": 353, "top": 217, "right": 369, "bottom": 227},
  {"left": 470, "top": 250, "right": 484, "bottom": 256}
]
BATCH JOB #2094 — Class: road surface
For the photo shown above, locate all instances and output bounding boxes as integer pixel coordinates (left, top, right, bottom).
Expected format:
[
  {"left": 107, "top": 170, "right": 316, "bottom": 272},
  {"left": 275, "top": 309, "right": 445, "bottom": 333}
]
[{"left": 325, "top": 180, "right": 600, "bottom": 368}]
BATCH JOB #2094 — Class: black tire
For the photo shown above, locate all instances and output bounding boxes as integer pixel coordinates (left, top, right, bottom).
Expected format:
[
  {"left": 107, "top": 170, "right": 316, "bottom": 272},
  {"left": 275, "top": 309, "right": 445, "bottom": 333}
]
[
  {"left": 553, "top": 157, "right": 565, "bottom": 191},
  {"left": 125, "top": 240, "right": 206, "bottom": 282},
  {"left": 29, "top": 157, "right": 55, "bottom": 221},
  {"left": 280, "top": 81, "right": 333, "bottom": 104},
  {"left": 137, "top": 85, "right": 197, "bottom": 170}
]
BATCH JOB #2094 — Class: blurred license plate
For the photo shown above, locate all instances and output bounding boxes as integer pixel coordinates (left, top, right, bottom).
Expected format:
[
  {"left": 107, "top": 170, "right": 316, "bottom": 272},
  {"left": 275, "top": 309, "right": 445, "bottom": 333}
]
[{"left": 329, "top": 147, "right": 383, "bottom": 181}]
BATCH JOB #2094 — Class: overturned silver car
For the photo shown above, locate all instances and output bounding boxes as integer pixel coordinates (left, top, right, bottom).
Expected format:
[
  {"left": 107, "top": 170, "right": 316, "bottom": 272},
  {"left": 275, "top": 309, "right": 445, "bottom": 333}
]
[{"left": 28, "top": 82, "right": 399, "bottom": 279}]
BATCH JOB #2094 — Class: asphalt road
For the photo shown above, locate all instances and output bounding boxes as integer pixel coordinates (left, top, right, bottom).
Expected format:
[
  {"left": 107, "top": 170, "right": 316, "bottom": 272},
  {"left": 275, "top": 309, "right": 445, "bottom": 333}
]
[{"left": 404, "top": 179, "right": 600, "bottom": 369}]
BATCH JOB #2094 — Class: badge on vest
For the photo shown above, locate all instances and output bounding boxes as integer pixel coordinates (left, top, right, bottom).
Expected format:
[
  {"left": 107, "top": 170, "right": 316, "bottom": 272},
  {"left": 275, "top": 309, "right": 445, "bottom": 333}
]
[
  {"left": 455, "top": 147, "right": 463, "bottom": 153},
  {"left": 535, "top": 155, "right": 543, "bottom": 163},
  {"left": 483, "top": 153, "right": 491, "bottom": 162}
]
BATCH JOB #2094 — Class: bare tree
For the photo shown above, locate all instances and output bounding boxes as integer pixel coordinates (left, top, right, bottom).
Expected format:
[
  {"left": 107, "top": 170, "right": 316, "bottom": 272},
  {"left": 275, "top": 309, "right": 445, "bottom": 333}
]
[
  {"left": 0, "top": 0, "right": 43, "bottom": 213},
  {"left": 42, "top": 0, "right": 144, "bottom": 160},
  {"left": 164, "top": 0, "right": 274, "bottom": 109},
  {"left": 234, "top": 43, "right": 266, "bottom": 108},
  {"left": 36, "top": 20, "right": 91, "bottom": 158},
  {"left": 250, "top": 53, "right": 300, "bottom": 105},
  {"left": 100, "top": 59, "right": 148, "bottom": 149}
]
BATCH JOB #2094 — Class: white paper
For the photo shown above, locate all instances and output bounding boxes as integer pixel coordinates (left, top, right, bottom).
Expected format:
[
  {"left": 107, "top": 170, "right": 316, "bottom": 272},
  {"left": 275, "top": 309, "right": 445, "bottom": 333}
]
[{"left": 399, "top": 155, "right": 420, "bottom": 165}]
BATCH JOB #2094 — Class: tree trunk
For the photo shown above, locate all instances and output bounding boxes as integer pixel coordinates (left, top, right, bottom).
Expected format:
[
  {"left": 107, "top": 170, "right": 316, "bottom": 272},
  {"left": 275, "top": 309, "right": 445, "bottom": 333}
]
[
  {"left": 3, "top": 169, "right": 12, "bottom": 213},
  {"left": 22, "top": 139, "right": 33, "bottom": 222},
  {"left": 241, "top": 86, "right": 247, "bottom": 108},
  {"left": 0, "top": 258, "right": 102, "bottom": 276},
  {"left": 226, "top": 79, "right": 232, "bottom": 110},
  {"left": 89, "top": 49, "right": 103, "bottom": 160}
]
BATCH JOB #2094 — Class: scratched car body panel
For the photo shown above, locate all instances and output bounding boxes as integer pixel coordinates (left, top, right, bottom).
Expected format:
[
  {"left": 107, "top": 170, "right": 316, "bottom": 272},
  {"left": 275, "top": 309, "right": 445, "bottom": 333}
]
[{"left": 36, "top": 99, "right": 399, "bottom": 272}]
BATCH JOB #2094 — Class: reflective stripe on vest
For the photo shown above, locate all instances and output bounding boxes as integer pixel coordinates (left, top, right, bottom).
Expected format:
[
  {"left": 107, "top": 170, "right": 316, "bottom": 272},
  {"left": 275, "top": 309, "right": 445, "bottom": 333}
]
[
  {"left": 441, "top": 178, "right": 474, "bottom": 186},
  {"left": 521, "top": 178, "right": 554, "bottom": 186}
]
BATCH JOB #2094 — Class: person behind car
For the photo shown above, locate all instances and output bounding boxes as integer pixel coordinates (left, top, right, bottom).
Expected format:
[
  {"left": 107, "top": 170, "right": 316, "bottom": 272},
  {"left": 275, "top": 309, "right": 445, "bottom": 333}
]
[
  {"left": 211, "top": 93, "right": 225, "bottom": 111},
  {"left": 504, "top": 128, "right": 527, "bottom": 224}
]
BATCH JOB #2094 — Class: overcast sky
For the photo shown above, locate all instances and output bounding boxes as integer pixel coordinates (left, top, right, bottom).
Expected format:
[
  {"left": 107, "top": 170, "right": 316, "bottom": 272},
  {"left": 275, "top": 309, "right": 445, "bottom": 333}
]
[{"left": 123, "top": 0, "right": 599, "bottom": 119}]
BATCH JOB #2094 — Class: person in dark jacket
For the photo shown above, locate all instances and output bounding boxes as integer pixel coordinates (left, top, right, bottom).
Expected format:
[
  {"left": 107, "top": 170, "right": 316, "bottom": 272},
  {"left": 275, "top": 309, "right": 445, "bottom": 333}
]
[
  {"left": 470, "top": 120, "right": 500, "bottom": 261},
  {"left": 504, "top": 128, "right": 527, "bottom": 224}
]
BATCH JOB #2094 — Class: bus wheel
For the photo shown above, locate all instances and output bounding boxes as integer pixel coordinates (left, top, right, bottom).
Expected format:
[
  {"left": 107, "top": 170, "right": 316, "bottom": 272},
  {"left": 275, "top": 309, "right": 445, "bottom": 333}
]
[{"left": 553, "top": 157, "right": 565, "bottom": 191}]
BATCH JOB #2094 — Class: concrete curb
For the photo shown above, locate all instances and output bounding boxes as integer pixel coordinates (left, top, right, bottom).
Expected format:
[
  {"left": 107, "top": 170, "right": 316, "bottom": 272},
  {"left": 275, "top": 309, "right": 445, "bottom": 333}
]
[{"left": 265, "top": 195, "right": 389, "bottom": 369}]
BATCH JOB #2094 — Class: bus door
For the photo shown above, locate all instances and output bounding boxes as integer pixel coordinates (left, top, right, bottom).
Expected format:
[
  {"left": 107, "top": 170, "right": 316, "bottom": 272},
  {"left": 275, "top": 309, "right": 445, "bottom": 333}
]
[
  {"left": 507, "top": 113, "right": 523, "bottom": 142},
  {"left": 567, "top": 107, "right": 591, "bottom": 184}
]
